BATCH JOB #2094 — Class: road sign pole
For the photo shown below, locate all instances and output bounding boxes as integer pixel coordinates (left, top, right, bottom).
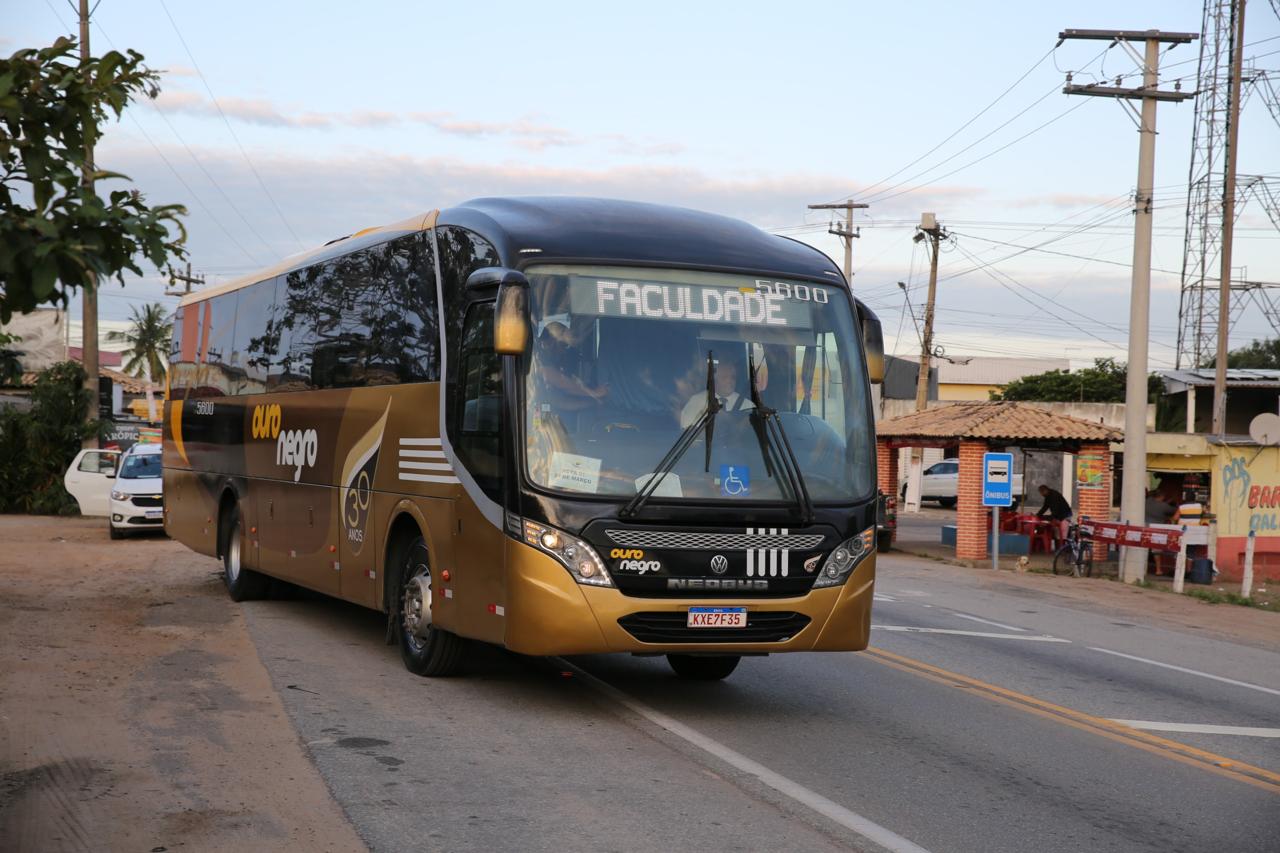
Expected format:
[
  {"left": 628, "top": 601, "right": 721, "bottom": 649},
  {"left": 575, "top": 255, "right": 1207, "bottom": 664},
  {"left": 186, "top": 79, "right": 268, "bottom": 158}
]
[{"left": 992, "top": 506, "right": 1000, "bottom": 571}]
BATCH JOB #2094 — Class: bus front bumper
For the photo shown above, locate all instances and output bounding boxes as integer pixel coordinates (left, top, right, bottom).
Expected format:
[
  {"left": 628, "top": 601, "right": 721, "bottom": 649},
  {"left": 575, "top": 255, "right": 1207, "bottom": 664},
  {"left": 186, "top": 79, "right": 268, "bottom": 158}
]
[{"left": 502, "top": 539, "right": 875, "bottom": 656}]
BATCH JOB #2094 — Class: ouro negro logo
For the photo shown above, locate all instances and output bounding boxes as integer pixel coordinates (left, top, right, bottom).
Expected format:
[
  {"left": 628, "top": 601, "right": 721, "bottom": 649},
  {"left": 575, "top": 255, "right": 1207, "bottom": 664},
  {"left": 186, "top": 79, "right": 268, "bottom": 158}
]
[{"left": 252, "top": 404, "right": 318, "bottom": 482}]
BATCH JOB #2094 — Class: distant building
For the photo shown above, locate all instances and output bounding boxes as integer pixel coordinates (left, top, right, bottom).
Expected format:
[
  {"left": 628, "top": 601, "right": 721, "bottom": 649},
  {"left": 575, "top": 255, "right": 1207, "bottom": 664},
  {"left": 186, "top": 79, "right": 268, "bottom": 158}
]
[{"left": 935, "top": 356, "right": 1070, "bottom": 401}]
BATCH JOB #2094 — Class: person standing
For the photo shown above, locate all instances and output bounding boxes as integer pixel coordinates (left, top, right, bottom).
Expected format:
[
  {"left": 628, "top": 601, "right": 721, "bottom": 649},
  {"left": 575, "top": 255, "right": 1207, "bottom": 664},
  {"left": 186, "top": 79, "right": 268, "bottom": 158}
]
[{"left": 1036, "top": 484, "right": 1073, "bottom": 541}]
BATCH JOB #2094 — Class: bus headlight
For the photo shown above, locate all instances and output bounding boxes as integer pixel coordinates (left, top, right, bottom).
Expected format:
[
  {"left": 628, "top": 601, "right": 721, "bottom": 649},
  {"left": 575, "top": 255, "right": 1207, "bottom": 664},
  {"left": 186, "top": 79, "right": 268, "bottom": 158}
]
[
  {"left": 812, "top": 527, "right": 875, "bottom": 588},
  {"left": 522, "top": 519, "right": 613, "bottom": 588}
]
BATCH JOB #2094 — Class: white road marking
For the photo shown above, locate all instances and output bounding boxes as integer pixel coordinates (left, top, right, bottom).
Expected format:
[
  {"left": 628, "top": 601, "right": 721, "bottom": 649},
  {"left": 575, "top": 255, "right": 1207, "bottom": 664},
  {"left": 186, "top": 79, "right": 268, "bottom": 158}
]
[
  {"left": 873, "top": 594, "right": 898, "bottom": 602},
  {"left": 561, "top": 661, "right": 932, "bottom": 853},
  {"left": 1089, "top": 647, "right": 1280, "bottom": 698},
  {"left": 874, "top": 626, "right": 1069, "bottom": 643},
  {"left": 951, "top": 613, "right": 1026, "bottom": 632},
  {"left": 1111, "top": 720, "right": 1280, "bottom": 738}
]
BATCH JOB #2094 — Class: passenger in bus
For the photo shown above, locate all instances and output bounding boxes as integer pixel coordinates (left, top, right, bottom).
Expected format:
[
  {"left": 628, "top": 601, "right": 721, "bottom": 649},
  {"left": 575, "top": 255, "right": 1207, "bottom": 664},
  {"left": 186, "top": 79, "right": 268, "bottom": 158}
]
[
  {"left": 534, "top": 321, "right": 608, "bottom": 409},
  {"left": 678, "top": 356, "right": 755, "bottom": 428}
]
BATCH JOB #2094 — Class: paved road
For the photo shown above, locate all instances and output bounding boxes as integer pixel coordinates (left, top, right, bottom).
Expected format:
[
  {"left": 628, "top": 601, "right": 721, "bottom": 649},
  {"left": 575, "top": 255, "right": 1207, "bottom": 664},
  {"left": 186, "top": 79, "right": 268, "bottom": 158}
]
[{"left": 242, "top": 552, "right": 1280, "bottom": 853}]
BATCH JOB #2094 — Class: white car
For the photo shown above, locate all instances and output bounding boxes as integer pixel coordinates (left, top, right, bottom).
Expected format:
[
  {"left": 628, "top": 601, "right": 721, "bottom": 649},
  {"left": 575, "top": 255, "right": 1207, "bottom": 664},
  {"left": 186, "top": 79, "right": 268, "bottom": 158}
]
[
  {"left": 64, "top": 448, "right": 122, "bottom": 517},
  {"left": 901, "top": 458, "right": 1023, "bottom": 509},
  {"left": 107, "top": 443, "right": 165, "bottom": 538}
]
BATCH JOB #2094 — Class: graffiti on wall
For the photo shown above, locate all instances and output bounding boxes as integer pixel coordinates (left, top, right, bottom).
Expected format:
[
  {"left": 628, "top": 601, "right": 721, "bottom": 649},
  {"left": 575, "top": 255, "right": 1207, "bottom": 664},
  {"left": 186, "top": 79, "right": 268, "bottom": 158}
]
[{"left": 1221, "top": 455, "right": 1250, "bottom": 533}]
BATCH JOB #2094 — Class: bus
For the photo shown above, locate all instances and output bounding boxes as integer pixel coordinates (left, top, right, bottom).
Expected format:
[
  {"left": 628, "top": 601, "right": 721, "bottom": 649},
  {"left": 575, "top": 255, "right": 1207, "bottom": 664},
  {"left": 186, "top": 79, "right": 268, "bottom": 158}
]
[{"left": 164, "top": 197, "right": 885, "bottom": 680}]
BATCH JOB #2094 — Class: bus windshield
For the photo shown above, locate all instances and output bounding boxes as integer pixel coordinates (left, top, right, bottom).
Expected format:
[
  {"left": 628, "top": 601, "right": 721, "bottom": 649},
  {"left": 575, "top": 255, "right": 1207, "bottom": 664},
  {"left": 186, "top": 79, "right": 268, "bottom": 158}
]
[{"left": 523, "top": 265, "right": 874, "bottom": 504}]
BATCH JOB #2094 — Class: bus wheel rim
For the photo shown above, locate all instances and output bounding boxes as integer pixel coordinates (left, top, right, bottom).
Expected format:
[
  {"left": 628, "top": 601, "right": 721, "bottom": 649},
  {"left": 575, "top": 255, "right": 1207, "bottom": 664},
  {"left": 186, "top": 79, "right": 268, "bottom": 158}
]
[
  {"left": 227, "top": 532, "right": 241, "bottom": 583},
  {"left": 402, "top": 566, "right": 432, "bottom": 648}
]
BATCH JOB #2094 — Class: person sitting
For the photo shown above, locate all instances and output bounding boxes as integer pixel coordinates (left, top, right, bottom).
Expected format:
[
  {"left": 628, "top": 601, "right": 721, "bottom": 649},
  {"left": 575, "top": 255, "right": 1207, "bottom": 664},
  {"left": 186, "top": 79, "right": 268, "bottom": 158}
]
[
  {"left": 1036, "top": 484, "right": 1072, "bottom": 541},
  {"left": 534, "top": 321, "right": 608, "bottom": 410},
  {"left": 678, "top": 357, "right": 755, "bottom": 428}
]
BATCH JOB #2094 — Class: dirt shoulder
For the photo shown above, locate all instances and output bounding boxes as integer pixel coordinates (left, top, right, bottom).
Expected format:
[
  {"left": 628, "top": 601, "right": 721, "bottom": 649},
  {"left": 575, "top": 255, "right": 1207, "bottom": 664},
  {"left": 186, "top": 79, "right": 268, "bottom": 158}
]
[
  {"left": 0, "top": 516, "right": 365, "bottom": 853},
  {"left": 881, "top": 549, "right": 1279, "bottom": 651}
]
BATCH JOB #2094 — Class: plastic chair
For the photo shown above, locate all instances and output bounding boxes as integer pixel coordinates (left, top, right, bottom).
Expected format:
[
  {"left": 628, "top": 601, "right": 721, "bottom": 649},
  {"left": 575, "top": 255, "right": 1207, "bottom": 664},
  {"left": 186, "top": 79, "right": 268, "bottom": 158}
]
[{"left": 1030, "top": 525, "right": 1054, "bottom": 554}]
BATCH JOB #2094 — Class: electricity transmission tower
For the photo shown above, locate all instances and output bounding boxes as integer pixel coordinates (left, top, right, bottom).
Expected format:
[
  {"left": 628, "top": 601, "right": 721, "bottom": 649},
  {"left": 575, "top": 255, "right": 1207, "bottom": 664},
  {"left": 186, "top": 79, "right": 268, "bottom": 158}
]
[{"left": 1176, "top": 0, "right": 1280, "bottom": 368}]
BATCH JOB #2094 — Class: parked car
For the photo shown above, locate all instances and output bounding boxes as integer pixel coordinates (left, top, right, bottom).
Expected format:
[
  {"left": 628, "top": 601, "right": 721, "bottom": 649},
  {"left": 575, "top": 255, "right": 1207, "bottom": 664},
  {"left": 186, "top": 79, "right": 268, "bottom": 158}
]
[
  {"left": 107, "top": 443, "right": 165, "bottom": 539},
  {"left": 64, "top": 448, "right": 122, "bottom": 517},
  {"left": 900, "top": 458, "right": 1023, "bottom": 509}
]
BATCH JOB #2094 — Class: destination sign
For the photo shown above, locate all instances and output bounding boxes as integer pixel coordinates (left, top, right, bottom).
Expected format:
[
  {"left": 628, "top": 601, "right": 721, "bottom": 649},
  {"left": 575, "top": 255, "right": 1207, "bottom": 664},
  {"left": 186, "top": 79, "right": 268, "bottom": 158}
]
[{"left": 570, "top": 278, "right": 814, "bottom": 328}]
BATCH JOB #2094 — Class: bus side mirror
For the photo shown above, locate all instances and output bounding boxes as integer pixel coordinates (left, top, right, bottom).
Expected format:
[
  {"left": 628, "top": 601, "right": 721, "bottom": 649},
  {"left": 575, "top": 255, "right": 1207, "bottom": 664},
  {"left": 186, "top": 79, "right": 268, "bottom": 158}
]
[
  {"left": 495, "top": 280, "right": 530, "bottom": 355},
  {"left": 862, "top": 313, "right": 884, "bottom": 385},
  {"left": 465, "top": 267, "right": 531, "bottom": 355}
]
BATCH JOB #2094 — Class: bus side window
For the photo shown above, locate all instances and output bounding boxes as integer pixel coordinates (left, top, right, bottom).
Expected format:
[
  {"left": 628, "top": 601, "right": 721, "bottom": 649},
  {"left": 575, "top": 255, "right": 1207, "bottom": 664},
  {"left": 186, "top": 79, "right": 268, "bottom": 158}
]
[{"left": 455, "top": 302, "right": 502, "bottom": 499}]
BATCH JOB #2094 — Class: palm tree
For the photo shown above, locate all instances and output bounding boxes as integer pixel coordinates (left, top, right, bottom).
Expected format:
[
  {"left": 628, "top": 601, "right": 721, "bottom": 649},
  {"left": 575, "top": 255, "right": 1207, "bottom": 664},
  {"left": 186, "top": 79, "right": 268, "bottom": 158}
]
[{"left": 107, "top": 303, "right": 171, "bottom": 385}]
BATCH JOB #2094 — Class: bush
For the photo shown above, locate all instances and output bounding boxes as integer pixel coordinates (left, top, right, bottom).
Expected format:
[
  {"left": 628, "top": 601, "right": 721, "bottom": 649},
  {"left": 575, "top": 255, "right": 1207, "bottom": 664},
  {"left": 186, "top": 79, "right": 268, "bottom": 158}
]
[{"left": 0, "top": 361, "right": 102, "bottom": 514}]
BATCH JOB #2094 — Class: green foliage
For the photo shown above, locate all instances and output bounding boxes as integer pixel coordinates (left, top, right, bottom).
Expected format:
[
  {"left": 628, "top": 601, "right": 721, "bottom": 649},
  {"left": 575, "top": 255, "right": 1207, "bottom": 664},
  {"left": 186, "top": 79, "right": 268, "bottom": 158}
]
[
  {"left": 0, "top": 330, "right": 21, "bottom": 386},
  {"left": 992, "top": 358, "right": 1163, "bottom": 404},
  {"left": 106, "top": 301, "right": 170, "bottom": 383},
  {"left": 0, "top": 361, "right": 101, "bottom": 514},
  {"left": 0, "top": 37, "right": 187, "bottom": 323},
  {"left": 1214, "top": 338, "right": 1280, "bottom": 370}
]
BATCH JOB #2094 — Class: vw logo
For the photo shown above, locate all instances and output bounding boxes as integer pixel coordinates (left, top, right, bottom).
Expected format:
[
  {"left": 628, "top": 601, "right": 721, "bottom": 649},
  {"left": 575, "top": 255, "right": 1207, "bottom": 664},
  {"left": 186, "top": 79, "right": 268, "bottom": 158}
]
[{"left": 709, "top": 554, "right": 729, "bottom": 575}]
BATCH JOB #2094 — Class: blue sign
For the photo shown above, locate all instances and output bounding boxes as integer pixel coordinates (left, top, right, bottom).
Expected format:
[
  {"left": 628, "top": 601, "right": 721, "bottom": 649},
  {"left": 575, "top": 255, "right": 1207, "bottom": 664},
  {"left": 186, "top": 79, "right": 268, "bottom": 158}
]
[
  {"left": 982, "top": 452, "right": 1015, "bottom": 507},
  {"left": 720, "top": 465, "right": 750, "bottom": 497}
]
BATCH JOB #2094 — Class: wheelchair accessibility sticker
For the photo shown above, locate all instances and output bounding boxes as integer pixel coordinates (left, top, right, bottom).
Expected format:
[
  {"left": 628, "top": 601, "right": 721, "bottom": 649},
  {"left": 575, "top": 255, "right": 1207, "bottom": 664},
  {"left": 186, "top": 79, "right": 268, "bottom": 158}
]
[{"left": 720, "top": 465, "right": 750, "bottom": 497}]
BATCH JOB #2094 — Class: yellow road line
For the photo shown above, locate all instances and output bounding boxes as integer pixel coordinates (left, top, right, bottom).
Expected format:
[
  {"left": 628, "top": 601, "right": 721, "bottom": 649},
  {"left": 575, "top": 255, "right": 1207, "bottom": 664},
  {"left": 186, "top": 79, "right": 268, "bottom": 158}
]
[{"left": 864, "top": 646, "right": 1280, "bottom": 795}]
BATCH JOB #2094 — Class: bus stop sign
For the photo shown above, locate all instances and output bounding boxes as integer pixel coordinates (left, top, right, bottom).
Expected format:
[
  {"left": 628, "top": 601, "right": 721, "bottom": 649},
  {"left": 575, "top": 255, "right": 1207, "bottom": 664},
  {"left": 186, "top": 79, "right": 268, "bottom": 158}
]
[{"left": 982, "top": 452, "right": 1014, "bottom": 508}]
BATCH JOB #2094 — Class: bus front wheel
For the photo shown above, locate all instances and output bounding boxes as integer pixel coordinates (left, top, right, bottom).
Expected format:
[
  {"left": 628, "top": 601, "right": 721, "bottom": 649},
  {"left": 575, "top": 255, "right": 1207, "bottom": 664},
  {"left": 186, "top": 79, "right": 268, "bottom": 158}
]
[
  {"left": 395, "top": 535, "right": 464, "bottom": 677},
  {"left": 667, "top": 654, "right": 740, "bottom": 680}
]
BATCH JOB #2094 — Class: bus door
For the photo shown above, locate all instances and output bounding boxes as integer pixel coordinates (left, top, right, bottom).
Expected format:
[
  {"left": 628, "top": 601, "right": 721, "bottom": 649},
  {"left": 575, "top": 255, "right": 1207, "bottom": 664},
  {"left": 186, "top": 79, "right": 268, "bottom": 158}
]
[{"left": 448, "top": 301, "right": 507, "bottom": 645}]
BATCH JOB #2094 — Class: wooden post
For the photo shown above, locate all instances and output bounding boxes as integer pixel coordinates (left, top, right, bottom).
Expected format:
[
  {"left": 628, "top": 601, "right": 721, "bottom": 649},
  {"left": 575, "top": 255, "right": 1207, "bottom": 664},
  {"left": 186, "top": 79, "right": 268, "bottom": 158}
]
[
  {"left": 1242, "top": 529, "right": 1256, "bottom": 599},
  {"left": 1173, "top": 525, "right": 1189, "bottom": 594}
]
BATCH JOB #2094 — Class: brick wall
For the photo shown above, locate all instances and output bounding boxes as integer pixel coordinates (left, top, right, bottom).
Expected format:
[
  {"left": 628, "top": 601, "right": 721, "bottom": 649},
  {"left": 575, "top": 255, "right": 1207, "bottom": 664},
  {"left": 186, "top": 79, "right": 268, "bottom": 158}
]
[
  {"left": 956, "top": 440, "right": 989, "bottom": 560},
  {"left": 1075, "top": 442, "right": 1112, "bottom": 523},
  {"left": 876, "top": 440, "right": 897, "bottom": 496}
]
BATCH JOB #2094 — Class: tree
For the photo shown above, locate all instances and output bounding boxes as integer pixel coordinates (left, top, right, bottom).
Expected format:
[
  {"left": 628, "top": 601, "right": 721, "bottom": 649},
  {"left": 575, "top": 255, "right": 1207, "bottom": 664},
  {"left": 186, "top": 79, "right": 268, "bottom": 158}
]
[
  {"left": 106, "top": 302, "right": 170, "bottom": 384},
  {"left": 0, "top": 37, "right": 187, "bottom": 323},
  {"left": 1215, "top": 338, "right": 1280, "bottom": 369},
  {"left": 0, "top": 361, "right": 101, "bottom": 513},
  {"left": 992, "top": 358, "right": 1163, "bottom": 403}
]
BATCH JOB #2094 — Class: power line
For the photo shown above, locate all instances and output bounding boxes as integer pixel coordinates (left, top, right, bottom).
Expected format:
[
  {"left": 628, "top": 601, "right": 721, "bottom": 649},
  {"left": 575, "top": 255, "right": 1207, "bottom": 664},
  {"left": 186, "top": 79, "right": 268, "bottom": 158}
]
[{"left": 157, "top": 0, "right": 305, "bottom": 251}]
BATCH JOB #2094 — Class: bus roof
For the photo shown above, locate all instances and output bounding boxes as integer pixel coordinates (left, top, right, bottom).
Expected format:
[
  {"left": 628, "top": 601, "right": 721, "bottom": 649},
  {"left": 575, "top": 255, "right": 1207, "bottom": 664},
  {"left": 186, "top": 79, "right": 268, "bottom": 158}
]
[
  {"left": 180, "top": 197, "right": 848, "bottom": 308},
  {"left": 440, "top": 196, "right": 845, "bottom": 284}
]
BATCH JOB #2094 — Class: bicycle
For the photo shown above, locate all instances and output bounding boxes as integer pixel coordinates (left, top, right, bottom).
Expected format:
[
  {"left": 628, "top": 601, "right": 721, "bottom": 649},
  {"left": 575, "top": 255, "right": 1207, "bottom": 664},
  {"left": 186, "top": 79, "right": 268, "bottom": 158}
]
[{"left": 1052, "top": 521, "right": 1094, "bottom": 577}]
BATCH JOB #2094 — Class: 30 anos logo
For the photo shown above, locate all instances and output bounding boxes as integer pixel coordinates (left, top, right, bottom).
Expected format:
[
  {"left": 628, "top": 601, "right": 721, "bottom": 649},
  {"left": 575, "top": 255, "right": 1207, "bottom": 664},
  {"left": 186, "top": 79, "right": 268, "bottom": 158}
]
[{"left": 253, "top": 404, "right": 317, "bottom": 482}]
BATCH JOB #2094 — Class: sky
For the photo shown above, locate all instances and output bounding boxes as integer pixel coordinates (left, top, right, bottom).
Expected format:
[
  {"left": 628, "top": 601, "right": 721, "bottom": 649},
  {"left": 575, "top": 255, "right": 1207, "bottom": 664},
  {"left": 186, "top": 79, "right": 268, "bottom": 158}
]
[{"left": 7, "top": 0, "right": 1280, "bottom": 368}]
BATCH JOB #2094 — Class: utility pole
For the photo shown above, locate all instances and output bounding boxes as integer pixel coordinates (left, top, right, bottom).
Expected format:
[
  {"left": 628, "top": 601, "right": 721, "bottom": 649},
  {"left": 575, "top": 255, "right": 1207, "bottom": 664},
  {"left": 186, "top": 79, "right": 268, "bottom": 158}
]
[
  {"left": 903, "top": 213, "right": 946, "bottom": 514},
  {"left": 1213, "top": 0, "right": 1247, "bottom": 434},
  {"left": 166, "top": 262, "right": 206, "bottom": 297},
  {"left": 79, "top": 0, "right": 98, "bottom": 436},
  {"left": 807, "top": 200, "right": 868, "bottom": 284},
  {"left": 1061, "top": 27, "right": 1197, "bottom": 583},
  {"left": 914, "top": 213, "right": 944, "bottom": 412}
]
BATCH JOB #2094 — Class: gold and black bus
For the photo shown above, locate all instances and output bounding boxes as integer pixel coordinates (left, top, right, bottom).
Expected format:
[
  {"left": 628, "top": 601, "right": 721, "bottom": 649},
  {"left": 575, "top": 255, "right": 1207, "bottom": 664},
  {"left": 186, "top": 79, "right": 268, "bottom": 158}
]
[{"left": 164, "top": 197, "right": 885, "bottom": 680}]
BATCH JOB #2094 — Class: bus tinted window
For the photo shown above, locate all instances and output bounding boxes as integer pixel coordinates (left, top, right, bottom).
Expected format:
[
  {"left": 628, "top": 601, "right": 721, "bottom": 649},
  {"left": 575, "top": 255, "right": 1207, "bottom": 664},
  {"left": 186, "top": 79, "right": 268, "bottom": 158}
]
[
  {"left": 168, "top": 306, "right": 187, "bottom": 400},
  {"left": 438, "top": 226, "right": 500, "bottom": 450},
  {"left": 369, "top": 233, "right": 439, "bottom": 384},
  {"left": 195, "top": 292, "right": 238, "bottom": 398},
  {"left": 456, "top": 302, "right": 501, "bottom": 498},
  {"left": 270, "top": 270, "right": 318, "bottom": 392},
  {"left": 231, "top": 278, "right": 276, "bottom": 395}
]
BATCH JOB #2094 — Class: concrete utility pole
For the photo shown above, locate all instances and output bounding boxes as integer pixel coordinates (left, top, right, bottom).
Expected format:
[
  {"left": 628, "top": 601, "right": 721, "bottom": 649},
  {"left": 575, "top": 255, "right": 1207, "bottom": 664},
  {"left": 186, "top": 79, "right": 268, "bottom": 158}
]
[
  {"left": 1061, "top": 27, "right": 1197, "bottom": 583},
  {"left": 1213, "top": 0, "right": 1248, "bottom": 435},
  {"left": 903, "top": 213, "right": 946, "bottom": 514},
  {"left": 79, "top": 0, "right": 98, "bottom": 435},
  {"left": 807, "top": 200, "right": 868, "bottom": 284},
  {"left": 914, "top": 213, "right": 944, "bottom": 413}
]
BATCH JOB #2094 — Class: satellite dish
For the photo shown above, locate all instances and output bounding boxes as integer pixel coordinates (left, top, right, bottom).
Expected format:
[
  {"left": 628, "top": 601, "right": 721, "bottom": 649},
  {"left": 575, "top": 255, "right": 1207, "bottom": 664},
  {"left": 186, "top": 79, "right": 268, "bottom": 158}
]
[{"left": 1248, "top": 412, "right": 1280, "bottom": 445}]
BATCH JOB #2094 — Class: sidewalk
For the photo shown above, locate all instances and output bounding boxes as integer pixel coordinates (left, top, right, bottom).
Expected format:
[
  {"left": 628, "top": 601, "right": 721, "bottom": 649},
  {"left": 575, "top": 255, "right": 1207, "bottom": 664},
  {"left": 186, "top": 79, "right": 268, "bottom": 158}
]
[{"left": 882, "top": 540, "right": 1277, "bottom": 649}]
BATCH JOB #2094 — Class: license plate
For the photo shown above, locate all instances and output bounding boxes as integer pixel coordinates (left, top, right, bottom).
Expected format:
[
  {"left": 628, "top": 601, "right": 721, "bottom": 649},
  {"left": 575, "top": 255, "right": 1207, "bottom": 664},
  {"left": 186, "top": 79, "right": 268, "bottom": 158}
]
[
  {"left": 687, "top": 607, "right": 747, "bottom": 628},
  {"left": 145, "top": 510, "right": 163, "bottom": 519}
]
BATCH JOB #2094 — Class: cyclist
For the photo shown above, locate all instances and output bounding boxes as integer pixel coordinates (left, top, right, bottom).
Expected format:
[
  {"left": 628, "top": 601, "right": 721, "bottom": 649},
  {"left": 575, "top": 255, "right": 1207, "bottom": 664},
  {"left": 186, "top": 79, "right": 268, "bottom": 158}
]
[{"left": 1036, "top": 484, "right": 1073, "bottom": 542}]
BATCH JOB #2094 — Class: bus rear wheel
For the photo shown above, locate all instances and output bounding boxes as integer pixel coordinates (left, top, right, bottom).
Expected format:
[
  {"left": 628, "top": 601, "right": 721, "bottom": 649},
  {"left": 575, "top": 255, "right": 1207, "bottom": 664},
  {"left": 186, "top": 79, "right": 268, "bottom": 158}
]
[
  {"left": 396, "top": 535, "right": 464, "bottom": 677},
  {"left": 667, "top": 654, "right": 740, "bottom": 680},
  {"left": 221, "top": 504, "right": 269, "bottom": 601}
]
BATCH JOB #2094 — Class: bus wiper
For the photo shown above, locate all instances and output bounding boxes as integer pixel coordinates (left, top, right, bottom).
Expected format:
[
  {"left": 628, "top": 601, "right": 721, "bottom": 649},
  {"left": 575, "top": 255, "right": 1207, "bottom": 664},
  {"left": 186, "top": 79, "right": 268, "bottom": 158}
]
[
  {"left": 620, "top": 351, "right": 720, "bottom": 519},
  {"left": 747, "top": 351, "right": 815, "bottom": 525}
]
